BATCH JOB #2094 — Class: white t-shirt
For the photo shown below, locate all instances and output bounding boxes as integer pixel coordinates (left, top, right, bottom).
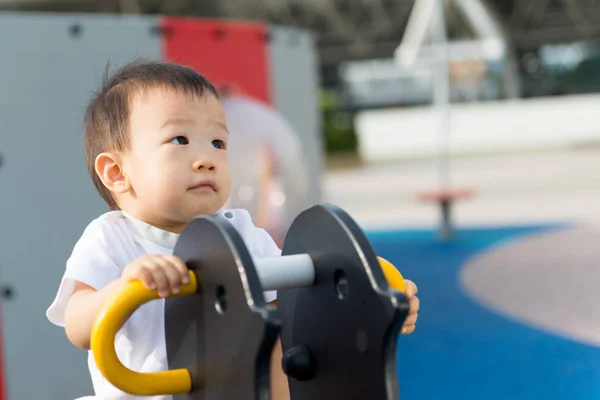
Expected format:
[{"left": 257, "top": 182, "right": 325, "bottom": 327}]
[{"left": 46, "top": 209, "right": 281, "bottom": 400}]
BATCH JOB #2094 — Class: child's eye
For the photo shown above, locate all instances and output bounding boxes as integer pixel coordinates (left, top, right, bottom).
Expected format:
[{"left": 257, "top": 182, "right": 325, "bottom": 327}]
[
  {"left": 169, "top": 136, "right": 189, "bottom": 145},
  {"left": 212, "top": 139, "right": 226, "bottom": 149}
]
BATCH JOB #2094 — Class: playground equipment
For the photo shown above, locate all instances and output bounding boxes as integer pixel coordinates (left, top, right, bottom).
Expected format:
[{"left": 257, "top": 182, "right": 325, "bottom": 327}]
[
  {"left": 394, "top": 0, "right": 494, "bottom": 241},
  {"left": 91, "top": 204, "right": 409, "bottom": 399}
]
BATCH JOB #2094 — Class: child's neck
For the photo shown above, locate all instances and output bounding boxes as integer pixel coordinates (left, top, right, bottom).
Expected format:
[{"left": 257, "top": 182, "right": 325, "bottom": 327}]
[
  {"left": 120, "top": 209, "right": 189, "bottom": 234},
  {"left": 121, "top": 210, "right": 182, "bottom": 249}
]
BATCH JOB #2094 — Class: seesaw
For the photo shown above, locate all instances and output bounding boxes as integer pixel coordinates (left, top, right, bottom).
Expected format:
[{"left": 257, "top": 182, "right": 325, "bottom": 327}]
[{"left": 91, "top": 203, "right": 410, "bottom": 399}]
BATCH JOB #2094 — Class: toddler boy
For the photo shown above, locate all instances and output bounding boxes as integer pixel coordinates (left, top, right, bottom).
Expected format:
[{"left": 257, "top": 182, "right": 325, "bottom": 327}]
[{"left": 46, "top": 59, "right": 419, "bottom": 399}]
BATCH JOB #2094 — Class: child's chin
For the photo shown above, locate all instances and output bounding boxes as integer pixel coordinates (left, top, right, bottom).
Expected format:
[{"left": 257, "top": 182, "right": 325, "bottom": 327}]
[{"left": 186, "top": 204, "right": 221, "bottom": 218}]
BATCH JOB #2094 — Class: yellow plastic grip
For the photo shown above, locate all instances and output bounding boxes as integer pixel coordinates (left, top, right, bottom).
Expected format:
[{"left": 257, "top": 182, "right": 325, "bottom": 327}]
[
  {"left": 378, "top": 256, "right": 407, "bottom": 293},
  {"left": 90, "top": 271, "right": 198, "bottom": 396}
]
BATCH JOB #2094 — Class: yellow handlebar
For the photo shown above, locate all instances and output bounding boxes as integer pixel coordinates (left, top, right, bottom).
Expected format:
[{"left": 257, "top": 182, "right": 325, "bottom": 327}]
[
  {"left": 90, "top": 271, "right": 198, "bottom": 396},
  {"left": 90, "top": 258, "right": 405, "bottom": 396},
  {"left": 377, "top": 256, "right": 407, "bottom": 293}
]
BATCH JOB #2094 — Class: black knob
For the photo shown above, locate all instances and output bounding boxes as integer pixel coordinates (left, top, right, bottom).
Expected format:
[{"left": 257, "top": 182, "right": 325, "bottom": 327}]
[
  {"left": 69, "top": 24, "right": 83, "bottom": 38},
  {"left": 1, "top": 285, "right": 14, "bottom": 300},
  {"left": 281, "top": 344, "right": 316, "bottom": 381}
]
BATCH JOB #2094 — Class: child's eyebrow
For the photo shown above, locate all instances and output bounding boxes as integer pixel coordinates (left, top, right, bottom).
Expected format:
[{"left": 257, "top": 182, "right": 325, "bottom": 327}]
[
  {"left": 161, "top": 118, "right": 229, "bottom": 134},
  {"left": 214, "top": 121, "right": 229, "bottom": 134},
  {"left": 161, "top": 117, "right": 193, "bottom": 129}
]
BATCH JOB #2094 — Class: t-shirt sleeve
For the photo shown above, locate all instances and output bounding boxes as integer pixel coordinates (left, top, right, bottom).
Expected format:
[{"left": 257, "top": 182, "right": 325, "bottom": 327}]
[
  {"left": 249, "top": 221, "right": 282, "bottom": 303},
  {"left": 251, "top": 227, "right": 282, "bottom": 258},
  {"left": 46, "top": 219, "right": 124, "bottom": 327},
  {"left": 226, "top": 209, "right": 281, "bottom": 303}
]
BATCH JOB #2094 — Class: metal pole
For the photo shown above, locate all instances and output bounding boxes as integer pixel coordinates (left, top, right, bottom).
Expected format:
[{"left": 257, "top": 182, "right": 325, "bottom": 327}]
[
  {"left": 431, "top": 0, "right": 454, "bottom": 241},
  {"left": 431, "top": 0, "right": 451, "bottom": 191}
]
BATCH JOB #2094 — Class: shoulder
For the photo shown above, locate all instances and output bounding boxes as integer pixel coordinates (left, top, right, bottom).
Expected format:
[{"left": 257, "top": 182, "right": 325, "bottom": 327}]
[
  {"left": 77, "top": 211, "right": 128, "bottom": 243},
  {"left": 60, "top": 212, "right": 134, "bottom": 292},
  {"left": 214, "top": 208, "right": 254, "bottom": 231},
  {"left": 215, "top": 209, "right": 281, "bottom": 258},
  {"left": 72, "top": 211, "right": 135, "bottom": 260}
]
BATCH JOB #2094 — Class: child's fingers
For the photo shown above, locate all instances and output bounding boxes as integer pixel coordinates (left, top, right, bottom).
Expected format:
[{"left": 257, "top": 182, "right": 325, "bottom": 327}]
[
  {"left": 401, "top": 324, "right": 416, "bottom": 334},
  {"left": 160, "top": 256, "right": 189, "bottom": 295},
  {"left": 145, "top": 262, "right": 170, "bottom": 297},
  {"left": 404, "top": 280, "right": 418, "bottom": 298},
  {"left": 403, "top": 313, "right": 418, "bottom": 327},
  {"left": 136, "top": 267, "right": 156, "bottom": 290},
  {"left": 408, "top": 295, "right": 420, "bottom": 315},
  {"left": 165, "top": 255, "right": 190, "bottom": 284},
  {"left": 161, "top": 262, "right": 184, "bottom": 295}
]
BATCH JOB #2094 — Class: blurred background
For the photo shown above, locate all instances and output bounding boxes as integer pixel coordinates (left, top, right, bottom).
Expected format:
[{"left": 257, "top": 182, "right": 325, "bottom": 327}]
[{"left": 0, "top": 0, "right": 599, "bottom": 399}]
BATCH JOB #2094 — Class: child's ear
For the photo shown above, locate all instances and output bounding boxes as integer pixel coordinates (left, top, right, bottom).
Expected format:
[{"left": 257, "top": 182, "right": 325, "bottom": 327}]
[{"left": 95, "top": 152, "right": 130, "bottom": 194}]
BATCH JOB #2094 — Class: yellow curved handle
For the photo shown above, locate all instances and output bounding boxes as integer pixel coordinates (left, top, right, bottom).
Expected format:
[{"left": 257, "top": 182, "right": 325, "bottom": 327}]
[
  {"left": 90, "top": 271, "right": 198, "bottom": 396},
  {"left": 378, "top": 256, "right": 407, "bottom": 293}
]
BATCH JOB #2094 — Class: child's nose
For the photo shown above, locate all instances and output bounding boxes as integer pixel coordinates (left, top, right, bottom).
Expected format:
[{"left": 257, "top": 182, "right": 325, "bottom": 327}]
[{"left": 192, "top": 156, "right": 216, "bottom": 171}]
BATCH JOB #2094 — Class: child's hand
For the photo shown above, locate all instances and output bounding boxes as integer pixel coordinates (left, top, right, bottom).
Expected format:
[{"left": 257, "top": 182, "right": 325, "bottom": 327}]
[
  {"left": 122, "top": 255, "right": 190, "bottom": 298},
  {"left": 401, "top": 280, "right": 419, "bottom": 334}
]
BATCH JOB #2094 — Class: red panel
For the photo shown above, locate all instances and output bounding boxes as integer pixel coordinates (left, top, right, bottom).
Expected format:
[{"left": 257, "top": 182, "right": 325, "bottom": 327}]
[{"left": 160, "top": 16, "right": 272, "bottom": 104}]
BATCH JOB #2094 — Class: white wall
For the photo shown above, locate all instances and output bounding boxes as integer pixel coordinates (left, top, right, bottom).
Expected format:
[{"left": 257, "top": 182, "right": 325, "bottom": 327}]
[{"left": 355, "top": 93, "right": 600, "bottom": 163}]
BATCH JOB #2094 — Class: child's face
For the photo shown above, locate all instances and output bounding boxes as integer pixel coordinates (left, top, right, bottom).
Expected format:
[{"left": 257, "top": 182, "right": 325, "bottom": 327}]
[{"left": 120, "top": 87, "right": 231, "bottom": 230}]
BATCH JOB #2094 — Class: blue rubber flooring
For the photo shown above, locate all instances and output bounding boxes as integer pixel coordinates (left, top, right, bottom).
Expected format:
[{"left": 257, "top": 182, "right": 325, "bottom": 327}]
[{"left": 366, "top": 225, "right": 600, "bottom": 400}]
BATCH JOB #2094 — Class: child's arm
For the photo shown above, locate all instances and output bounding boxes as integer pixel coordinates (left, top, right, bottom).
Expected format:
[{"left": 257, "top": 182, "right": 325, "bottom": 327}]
[
  {"left": 64, "top": 254, "right": 189, "bottom": 350},
  {"left": 64, "top": 279, "right": 128, "bottom": 350},
  {"left": 268, "top": 299, "right": 291, "bottom": 400},
  {"left": 271, "top": 337, "right": 290, "bottom": 400}
]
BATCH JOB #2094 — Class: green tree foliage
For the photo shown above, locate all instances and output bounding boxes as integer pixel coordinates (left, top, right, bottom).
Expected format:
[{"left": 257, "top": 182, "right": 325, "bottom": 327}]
[{"left": 320, "top": 89, "right": 358, "bottom": 155}]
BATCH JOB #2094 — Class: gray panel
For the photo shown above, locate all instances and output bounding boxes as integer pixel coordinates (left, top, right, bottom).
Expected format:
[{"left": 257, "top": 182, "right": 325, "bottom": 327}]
[
  {"left": 268, "top": 26, "right": 324, "bottom": 206},
  {"left": 0, "top": 12, "right": 161, "bottom": 399}
]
